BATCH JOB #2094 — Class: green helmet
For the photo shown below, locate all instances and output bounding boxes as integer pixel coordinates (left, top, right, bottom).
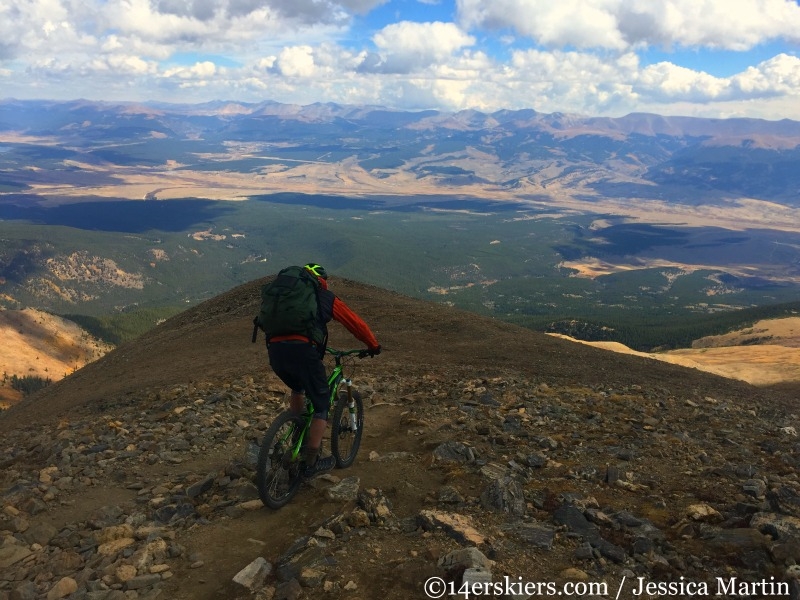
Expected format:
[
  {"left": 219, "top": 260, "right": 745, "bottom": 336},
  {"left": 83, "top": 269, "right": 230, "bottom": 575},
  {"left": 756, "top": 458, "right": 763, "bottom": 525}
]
[{"left": 304, "top": 263, "right": 328, "bottom": 280}]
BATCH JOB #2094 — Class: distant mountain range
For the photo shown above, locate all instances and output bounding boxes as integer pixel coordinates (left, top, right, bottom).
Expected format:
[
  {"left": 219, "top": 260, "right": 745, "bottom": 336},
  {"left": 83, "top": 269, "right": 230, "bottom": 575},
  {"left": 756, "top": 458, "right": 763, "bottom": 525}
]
[{"left": 1, "top": 98, "right": 799, "bottom": 205}]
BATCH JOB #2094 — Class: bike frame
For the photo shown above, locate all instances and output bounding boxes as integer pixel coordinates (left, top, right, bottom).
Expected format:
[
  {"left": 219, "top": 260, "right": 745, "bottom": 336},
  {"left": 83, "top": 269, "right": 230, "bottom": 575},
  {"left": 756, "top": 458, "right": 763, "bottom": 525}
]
[{"left": 288, "top": 348, "right": 364, "bottom": 461}]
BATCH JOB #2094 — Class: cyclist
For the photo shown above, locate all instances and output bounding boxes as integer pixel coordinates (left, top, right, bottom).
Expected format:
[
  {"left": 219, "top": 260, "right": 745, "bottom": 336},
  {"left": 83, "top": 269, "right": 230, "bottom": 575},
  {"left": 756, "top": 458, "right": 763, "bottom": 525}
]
[{"left": 266, "top": 263, "right": 381, "bottom": 477}]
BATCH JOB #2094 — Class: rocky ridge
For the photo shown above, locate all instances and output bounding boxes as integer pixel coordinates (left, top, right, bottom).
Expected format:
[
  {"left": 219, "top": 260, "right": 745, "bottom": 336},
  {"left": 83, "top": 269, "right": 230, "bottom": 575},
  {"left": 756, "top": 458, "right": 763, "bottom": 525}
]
[{"left": 2, "top": 278, "right": 800, "bottom": 599}]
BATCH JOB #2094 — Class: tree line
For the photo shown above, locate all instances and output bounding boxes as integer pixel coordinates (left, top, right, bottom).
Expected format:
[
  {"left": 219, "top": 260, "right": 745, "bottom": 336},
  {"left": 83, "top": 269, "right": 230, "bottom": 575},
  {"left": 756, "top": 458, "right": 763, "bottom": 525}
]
[
  {"left": 537, "top": 300, "right": 800, "bottom": 351},
  {"left": 2, "top": 373, "right": 52, "bottom": 396}
]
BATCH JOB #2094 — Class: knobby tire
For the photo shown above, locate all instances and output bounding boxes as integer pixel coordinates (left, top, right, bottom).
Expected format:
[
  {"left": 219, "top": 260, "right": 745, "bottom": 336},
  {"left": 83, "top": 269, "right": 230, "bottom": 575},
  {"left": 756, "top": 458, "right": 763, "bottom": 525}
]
[
  {"left": 330, "top": 390, "right": 363, "bottom": 468},
  {"left": 256, "top": 411, "right": 304, "bottom": 509}
]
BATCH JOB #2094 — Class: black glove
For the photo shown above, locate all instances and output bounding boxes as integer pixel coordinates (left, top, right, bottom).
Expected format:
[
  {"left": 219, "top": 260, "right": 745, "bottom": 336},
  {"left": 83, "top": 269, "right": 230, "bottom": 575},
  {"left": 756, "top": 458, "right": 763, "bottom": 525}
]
[{"left": 369, "top": 345, "right": 381, "bottom": 356}]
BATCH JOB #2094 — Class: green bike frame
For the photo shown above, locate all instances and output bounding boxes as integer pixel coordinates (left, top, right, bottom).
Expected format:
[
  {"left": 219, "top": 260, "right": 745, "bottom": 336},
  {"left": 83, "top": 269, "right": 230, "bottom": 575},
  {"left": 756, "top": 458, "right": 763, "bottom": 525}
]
[{"left": 287, "top": 348, "right": 362, "bottom": 462}]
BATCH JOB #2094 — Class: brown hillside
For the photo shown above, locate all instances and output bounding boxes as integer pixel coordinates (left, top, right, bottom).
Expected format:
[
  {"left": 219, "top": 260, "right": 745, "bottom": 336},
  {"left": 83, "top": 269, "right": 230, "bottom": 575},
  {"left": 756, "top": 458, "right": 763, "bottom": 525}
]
[
  {"left": 3, "top": 278, "right": 800, "bottom": 600},
  {"left": 1, "top": 277, "right": 786, "bottom": 432},
  {"left": 0, "top": 308, "right": 113, "bottom": 408}
]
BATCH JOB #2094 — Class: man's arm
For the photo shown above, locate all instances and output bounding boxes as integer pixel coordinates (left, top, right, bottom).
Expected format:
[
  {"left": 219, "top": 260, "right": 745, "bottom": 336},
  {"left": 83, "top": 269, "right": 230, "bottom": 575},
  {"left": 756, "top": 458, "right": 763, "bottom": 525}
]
[{"left": 332, "top": 297, "right": 380, "bottom": 350}]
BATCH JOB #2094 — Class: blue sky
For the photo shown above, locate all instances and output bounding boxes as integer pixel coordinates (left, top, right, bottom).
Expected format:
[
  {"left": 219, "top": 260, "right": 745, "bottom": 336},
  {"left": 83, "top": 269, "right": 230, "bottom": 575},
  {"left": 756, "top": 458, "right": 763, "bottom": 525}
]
[{"left": 1, "top": 0, "right": 799, "bottom": 120}]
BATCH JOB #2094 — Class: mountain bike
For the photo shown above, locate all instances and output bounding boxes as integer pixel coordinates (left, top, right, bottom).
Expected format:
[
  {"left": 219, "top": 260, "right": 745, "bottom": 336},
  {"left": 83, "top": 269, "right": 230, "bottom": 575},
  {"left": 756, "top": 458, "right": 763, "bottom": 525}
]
[{"left": 256, "top": 347, "right": 371, "bottom": 509}]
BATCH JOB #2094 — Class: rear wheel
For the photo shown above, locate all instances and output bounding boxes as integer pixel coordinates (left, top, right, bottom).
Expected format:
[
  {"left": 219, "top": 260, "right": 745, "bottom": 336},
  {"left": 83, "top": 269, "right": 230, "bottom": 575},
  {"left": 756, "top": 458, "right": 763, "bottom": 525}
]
[
  {"left": 330, "top": 390, "right": 363, "bottom": 468},
  {"left": 256, "top": 411, "right": 304, "bottom": 509}
]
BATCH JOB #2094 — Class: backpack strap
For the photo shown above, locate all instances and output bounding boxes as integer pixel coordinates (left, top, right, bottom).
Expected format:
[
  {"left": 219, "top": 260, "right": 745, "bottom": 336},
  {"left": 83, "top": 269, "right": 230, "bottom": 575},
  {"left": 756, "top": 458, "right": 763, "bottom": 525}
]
[{"left": 251, "top": 316, "right": 260, "bottom": 343}]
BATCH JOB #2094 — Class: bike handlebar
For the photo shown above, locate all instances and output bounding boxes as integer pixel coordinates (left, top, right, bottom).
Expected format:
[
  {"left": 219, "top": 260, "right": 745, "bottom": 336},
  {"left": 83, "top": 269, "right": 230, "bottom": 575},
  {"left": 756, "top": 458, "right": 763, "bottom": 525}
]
[{"left": 326, "top": 347, "right": 375, "bottom": 359}]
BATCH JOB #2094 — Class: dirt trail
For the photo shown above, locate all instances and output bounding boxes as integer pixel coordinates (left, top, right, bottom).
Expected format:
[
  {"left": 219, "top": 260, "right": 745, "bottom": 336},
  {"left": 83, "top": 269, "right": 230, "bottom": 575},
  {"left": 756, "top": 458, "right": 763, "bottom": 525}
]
[{"left": 163, "top": 401, "right": 428, "bottom": 600}]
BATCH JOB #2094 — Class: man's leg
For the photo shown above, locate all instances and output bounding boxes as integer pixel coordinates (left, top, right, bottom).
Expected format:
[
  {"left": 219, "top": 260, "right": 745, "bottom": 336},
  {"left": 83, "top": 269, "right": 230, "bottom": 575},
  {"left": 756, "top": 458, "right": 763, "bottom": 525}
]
[
  {"left": 303, "top": 417, "right": 327, "bottom": 467},
  {"left": 289, "top": 391, "right": 305, "bottom": 415},
  {"left": 268, "top": 344, "right": 306, "bottom": 417},
  {"left": 296, "top": 345, "right": 335, "bottom": 475},
  {"left": 269, "top": 343, "right": 328, "bottom": 471}
]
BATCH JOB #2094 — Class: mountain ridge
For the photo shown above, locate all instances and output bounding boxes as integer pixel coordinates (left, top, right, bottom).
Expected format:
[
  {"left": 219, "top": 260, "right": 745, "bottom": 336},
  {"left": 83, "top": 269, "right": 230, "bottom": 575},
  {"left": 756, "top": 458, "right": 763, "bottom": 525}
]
[
  {"left": 2, "top": 276, "right": 787, "bottom": 434},
  {"left": 6, "top": 98, "right": 800, "bottom": 146}
]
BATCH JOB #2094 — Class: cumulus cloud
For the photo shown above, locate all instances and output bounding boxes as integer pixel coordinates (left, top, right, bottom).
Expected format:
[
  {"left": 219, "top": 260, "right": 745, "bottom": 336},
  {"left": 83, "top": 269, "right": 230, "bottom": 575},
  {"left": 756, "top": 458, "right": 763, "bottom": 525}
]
[
  {"left": 366, "top": 21, "right": 475, "bottom": 73},
  {"left": 100, "top": 0, "right": 227, "bottom": 45},
  {"left": 273, "top": 46, "right": 317, "bottom": 77},
  {"left": 628, "top": 53, "right": 800, "bottom": 107},
  {"left": 263, "top": 43, "right": 363, "bottom": 79},
  {"left": 163, "top": 60, "right": 217, "bottom": 79},
  {"left": 493, "top": 47, "right": 800, "bottom": 116},
  {"left": 731, "top": 53, "right": 800, "bottom": 96},
  {"left": 0, "top": 0, "right": 380, "bottom": 59},
  {"left": 636, "top": 62, "right": 730, "bottom": 102},
  {"left": 105, "top": 54, "right": 160, "bottom": 75},
  {"left": 456, "top": 0, "right": 800, "bottom": 50},
  {"left": 502, "top": 49, "right": 637, "bottom": 113}
]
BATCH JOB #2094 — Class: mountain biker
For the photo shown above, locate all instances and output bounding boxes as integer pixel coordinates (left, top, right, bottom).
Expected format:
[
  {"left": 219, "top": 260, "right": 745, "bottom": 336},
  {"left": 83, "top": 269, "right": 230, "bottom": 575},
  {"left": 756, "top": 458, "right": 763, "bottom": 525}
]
[{"left": 266, "top": 263, "right": 381, "bottom": 477}]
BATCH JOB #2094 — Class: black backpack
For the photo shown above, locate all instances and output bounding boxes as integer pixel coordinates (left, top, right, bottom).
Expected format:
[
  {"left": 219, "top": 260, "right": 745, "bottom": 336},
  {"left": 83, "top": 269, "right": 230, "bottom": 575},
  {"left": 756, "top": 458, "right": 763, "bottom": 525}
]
[{"left": 252, "top": 266, "right": 325, "bottom": 345}]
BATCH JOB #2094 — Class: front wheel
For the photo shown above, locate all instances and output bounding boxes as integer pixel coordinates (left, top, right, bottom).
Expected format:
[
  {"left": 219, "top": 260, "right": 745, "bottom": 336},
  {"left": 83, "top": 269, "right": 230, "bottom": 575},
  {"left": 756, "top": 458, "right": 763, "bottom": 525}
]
[
  {"left": 256, "top": 411, "right": 304, "bottom": 509},
  {"left": 330, "top": 389, "right": 363, "bottom": 468}
]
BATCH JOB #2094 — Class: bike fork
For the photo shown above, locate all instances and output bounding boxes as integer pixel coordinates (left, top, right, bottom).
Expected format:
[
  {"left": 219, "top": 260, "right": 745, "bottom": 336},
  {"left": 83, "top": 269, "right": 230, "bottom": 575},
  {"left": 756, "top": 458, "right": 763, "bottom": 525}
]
[{"left": 344, "top": 378, "right": 358, "bottom": 432}]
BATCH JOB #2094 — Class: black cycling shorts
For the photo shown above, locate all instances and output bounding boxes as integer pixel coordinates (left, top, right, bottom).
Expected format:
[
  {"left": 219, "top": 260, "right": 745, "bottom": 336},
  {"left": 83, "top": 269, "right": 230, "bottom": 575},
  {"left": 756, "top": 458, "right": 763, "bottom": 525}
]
[{"left": 267, "top": 341, "right": 330, "bottom": 420}]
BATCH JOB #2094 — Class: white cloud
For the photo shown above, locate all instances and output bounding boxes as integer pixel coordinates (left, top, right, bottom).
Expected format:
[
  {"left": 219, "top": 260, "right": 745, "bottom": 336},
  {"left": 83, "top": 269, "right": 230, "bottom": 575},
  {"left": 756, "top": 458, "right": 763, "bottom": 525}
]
[
  {"left": 631, "top": 53, "right": 800, "bottom": 107},
  {"left": 100, "top": 0, "right": 225, "bottom": 45},
  {"left": 0, "top": 0, "right": 370, "bottom": 63},
  {"left": 501, "top": 49, "right": 635, "bottom": 113},
  {"left": 163, "top": 60, "right": 217, "bottom": 79},
  {"left": 456, "top": 0, "right": 800, "bottom": 50},
  {"left": 368, "top": 21, "right": 475, "bottom": 73},
  {"left": 104, "top": 54, "right": 159, "bottom": 75},
  {"left": 263, "top": 43, "right": 364, "bottom": 79},
  {"left": 636, "top": 62, "right": 729, "bottom": 102},
  {"left": 731, "top": 53, "right": 800, "bottom": 95},
  {"left": 274, "top": 46, "right": 318, "bottom": 78}
]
